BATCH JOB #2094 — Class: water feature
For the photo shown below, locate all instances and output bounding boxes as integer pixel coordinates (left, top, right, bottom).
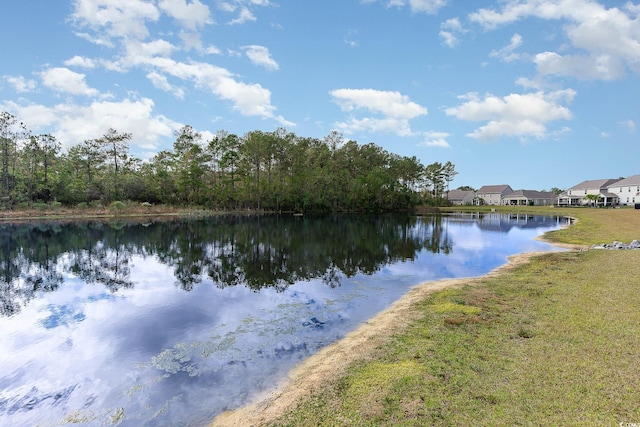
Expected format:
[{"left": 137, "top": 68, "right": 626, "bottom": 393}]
[{"left": 0, "top": 213, "right": 569, "bottom": 426}]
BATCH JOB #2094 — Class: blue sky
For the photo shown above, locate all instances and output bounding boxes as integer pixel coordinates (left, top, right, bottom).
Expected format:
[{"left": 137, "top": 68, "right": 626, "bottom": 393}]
[{"left": 1, "top": 0, "right": 638, "bottom": 191}]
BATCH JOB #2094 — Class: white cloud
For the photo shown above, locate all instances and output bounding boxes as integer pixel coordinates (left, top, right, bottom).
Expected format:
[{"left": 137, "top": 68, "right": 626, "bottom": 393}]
[
  {"left": 334, "top": 117, "right": 415, "bottom": 136},
  {"left": 344, "top": 29, "right": 359, "bottom": 48},
  {"left": 71, "top": 0, "right": 161, "bottom": 41},
  {"left": 534, "top": 51, "right": 626, "bottom": 80},
  {"left": 158, "top": 0, "right": 212, "bottom": 30},
  {"left": 439, "top": 31, "right": 458, "bottom": 48},
  {"left": 439, "top": 18, "right": 464, "bottom": 47},
  {"left": 2, "top": 98, "right": 178, "bottom": 152},
  {"left": 445, "top": 90, "right": 575, "bottom": 141},
  {"left": 514, "top": 76, "right": 553, "bottom": 90},
  {"left": 619, "top": 119, "right": 636, "bottom": 132},
  {"left": 4, "top": 75, "right": 36, "bottom": 93},
  {"left": 39, "top": 67, "right": 99, "bottom": 97},
  {"left": 203, "top": 45, "right": 222, "bottom": 55},
  {"left": 63, "top": 0, "right": 291, "bottom": 129},
  {"left": 363, "top": 0, "right": 447, "bottom": 14},
  {"left": 409, "top": 0, "right": 448, "bottom": 14},
  {"left": 420, "top": 131, "right": 451, "bottom": 148},
  {"left": 228, "top": 7, "right": 256, "bottom": 25},
  {"left": 242, "top": 45, "right": 279, "bottom": 70},
  {"left": 331, "top": 89, "right": 427, "bottom": 119},
  {"left": 489, "top": 33, "right": 524, "bottom": 62},
  {"left": 469, "top": 0, "right": 640, "bottom": 80},
  {"left": 330, "top": 88, "right": 428, "bottom": 136},
  {"left": 127, "top": 54, "right": 290, "bottom": 124},
  {"left": 125, "top": 39, "right": 177, "bottom": 65},
  {"left": 217, "top": 2, "right": 236, "bottom": 13},
  {"left": 441, "top": 17, "right": 462, "bottom": 31},
  {"left": 146, "top": 71, "right": 186, "bottom": 98},
  {"left": 64, "top": 55, "right": 97, "bottom": 69}
]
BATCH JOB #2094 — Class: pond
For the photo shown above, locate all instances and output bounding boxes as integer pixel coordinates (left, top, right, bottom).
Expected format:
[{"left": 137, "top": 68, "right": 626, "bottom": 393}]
[{"left": 0, "top": 213, "right": 569, "bottom": 426}]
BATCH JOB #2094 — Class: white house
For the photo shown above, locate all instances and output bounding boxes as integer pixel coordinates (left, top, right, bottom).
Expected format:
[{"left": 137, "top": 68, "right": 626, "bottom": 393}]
[
  {"left": 557, "top": 179, "right": 621, "bottom": 206},
  {"left": 476, "top": 185, "right": 513, "bottom": 206},
  {"left": 607, "top": 174, "right": 640, "bottom": 206}
]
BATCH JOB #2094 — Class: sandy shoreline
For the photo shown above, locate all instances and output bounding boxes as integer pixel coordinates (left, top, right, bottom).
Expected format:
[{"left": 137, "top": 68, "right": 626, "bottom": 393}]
[{"left": 211, "top": 246, "right": 576, "bottom": 427}]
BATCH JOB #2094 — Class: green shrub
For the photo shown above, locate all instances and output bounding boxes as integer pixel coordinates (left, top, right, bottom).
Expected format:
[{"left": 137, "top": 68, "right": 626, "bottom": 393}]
[
  {"left": 76, "top": 202, "right": 88, "bottom": 209},
  {"left": 109, "top": 201, "right": 126, "bottom": 211}
]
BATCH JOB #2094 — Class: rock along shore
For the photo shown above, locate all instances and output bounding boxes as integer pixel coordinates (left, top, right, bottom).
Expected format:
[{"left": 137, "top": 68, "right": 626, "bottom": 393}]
[{"left": 592, "top": 240, "right": 640, "bottom": 250}]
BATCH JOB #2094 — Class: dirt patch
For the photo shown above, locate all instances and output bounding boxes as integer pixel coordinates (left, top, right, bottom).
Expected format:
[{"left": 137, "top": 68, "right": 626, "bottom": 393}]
[{"left": 211, "top": 250, "right": 559, "bottom": 426}]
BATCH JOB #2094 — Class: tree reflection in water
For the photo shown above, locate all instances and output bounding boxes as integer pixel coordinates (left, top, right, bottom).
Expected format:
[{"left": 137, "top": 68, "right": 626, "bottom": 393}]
[{"left": 0, "top": 214, "right": 453, "bottom": 316}]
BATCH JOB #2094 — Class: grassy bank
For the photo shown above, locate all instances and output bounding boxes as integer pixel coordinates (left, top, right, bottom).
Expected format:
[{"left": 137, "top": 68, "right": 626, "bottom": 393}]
[{"left": 263, "top": 207, "right": 640, "bottom": 426}]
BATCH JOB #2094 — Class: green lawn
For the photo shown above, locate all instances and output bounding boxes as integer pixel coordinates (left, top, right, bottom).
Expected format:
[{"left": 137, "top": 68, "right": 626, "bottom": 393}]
[{"left": 269, "top": 207, "right": 640, "bottom": 426}]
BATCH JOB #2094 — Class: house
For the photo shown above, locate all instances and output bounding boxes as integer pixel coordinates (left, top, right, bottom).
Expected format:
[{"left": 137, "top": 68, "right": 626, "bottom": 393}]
[
  {"left": 502, "top": 190, "right": 556, "bottom": 206},
  {"left": 476, "top": 185, "right": 513, "bottom": 206},
  {"left": 446, "top": 190, "right": 476, "bottom": 205},
  {"left": 607, "top": 174, "right": 640, "bottom": 206},
  {"left": 557, "top": 178, "right": 621, "bottom": 206}
]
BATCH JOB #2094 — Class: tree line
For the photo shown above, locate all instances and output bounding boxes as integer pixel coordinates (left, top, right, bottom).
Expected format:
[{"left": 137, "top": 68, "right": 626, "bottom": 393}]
[{"left": 0, "top": 111, "right": 457, "bottom": 212}]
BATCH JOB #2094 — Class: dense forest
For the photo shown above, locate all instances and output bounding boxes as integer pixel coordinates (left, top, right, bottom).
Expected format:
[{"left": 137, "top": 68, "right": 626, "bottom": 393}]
[{"left": 0, "top": 111, "right": 457, "bottom": 212}]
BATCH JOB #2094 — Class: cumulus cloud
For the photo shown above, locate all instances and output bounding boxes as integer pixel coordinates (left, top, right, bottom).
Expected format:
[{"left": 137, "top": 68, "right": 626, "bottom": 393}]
[
  {"left": 242, "top": 45, "right": 279, "bottom": 70},
  {"left": 4, "top": 75, "right": 36, "bottom": 93},
  {"left": 146, "top": 71, "right": 186, "bottom": 98},
  {"left": 68, "top": 0, "right": 289, "bottom": 125},
  {"left": 228, "top": 7, "right": 256, "bottom": 25},
  {"left": 71, "top": 0, "right": 161, "bottom": 41},
  {"left": 330, "top": 88, "right": 427, "bottom": 136},
  {"left": 158, "top": 0, "right": 212, "bottom": 30},
  {"left": 419, "top": 131, "right": 451, "bottom": 148},
  {"left": 1, "top": 98, "right": 178, "bottom": 152},
  {"left": 534, "top": 51, "right": 626, "bottom": 80},
  {"left": 39, "top": 67, "right": 99, "bottom": 97},
  {"left": 469, "top": 0, "right": 640, "bottom": 80},
  {"left": 64, "top": 55, "right": 97, "bottom": 69},
  {"left": 445, "top": 89, "right": 576, "bottom": 141},
  {"left": 439, "top": 18, "right": 464, "bottom": 47}
]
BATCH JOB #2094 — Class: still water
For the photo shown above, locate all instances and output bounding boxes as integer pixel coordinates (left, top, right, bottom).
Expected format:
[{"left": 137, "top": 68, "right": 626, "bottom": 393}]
[{"left": 0, "top": 213, "right": 569, "bottom": 426}]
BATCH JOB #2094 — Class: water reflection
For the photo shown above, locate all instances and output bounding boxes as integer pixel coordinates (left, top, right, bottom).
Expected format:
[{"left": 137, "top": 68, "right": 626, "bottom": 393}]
[
  {"left": 0, "top": 213, "right": 568, "bottom": 426},
  {"left": 1, "top": 214, "right": 456, "bottom": 315}
]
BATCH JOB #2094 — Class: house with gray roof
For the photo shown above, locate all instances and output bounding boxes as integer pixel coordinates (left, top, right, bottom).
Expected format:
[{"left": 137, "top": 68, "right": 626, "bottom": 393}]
[
  {"left": 557, "top": 178, "right": 621, "bottom": 206},
  {"left": 446, "top": 190, "right": 476, "bottom": 205},
  {"left": 476, "top": 185, "right": 513, "bottom": 206},
  {"left": 607, "top": 174, "right": 640, "bottom": 206},
  {"left": 502, "top": 190, "right": 556, "bottom": 206}
]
